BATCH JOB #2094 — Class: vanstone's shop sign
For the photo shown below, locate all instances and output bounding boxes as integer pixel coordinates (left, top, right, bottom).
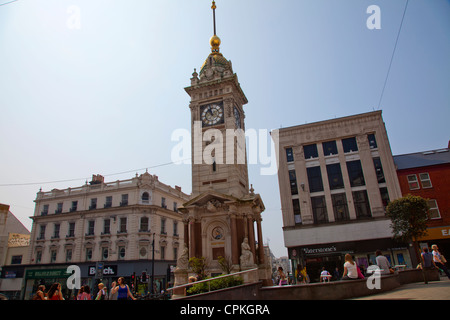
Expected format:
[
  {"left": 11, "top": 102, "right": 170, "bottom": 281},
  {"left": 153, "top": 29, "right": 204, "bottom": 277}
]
[{"left": 302, "top": 246, "right": 337, "bottom": 255}]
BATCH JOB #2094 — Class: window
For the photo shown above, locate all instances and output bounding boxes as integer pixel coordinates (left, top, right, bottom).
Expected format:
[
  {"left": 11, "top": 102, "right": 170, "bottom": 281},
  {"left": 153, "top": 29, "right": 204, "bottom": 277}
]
[
  {"left": 120, "top": 194, "right": 128, "bottom": 206},
  {"left": 53, "top": 224, "right": 60, "bottom": 239},
  {"left": 173, "top": 202, "right": 178, "bottom": 212},
  {"left": 36, "top": 251, "right": 42, "bottom": 264},
  {"left": 288, "top": 170, "right": 299, "bottom": 195},
  {"left": 142, "top": 192, "right": 150, "bottom": 203},
  {"left": 38, "top": 225, "right": 46, "bottom": 240},
  {"left": 368, "top": 134, "right": 378, "bottom": 149},
  {"left": 428, "top": 200, "right": 441, "bottom": 219},
  {"left": 140, "top": 247, "right": 147, "bottom": 259},
  {"left": 419, "top": 173, "right": 432, "bottom": 188},
  {"left": 11, "top": 255, "right": 22, "bottom": 265},
  {"left": 66, "top": 249, "right": 72, "bottom": 262},
  {"left": 352, "top": 190, "right": 371, "bottom": 219},
  {"left": 307, "top": 166, "right": 324, "bottom": 193},
  {"left": 41, "top": 204, "right": 49, "bottom": 216},
  {"left": 87, "top": 220, "right": 95, "bottom": 236},
  {"left": 332, "top": 193, "right": 349, "bottom": 221},
  {"left": 102, "top": 247, "right": 109, "bottom": 260},
  {"left": 105, "top": 196, "right": 113, "bottom": 208},
  {"left": 119, "top": 247, "right": 126, "bottom": 260},
  {"left": 160, "top": 246, "right": 166, "bottom": 260},
  {"left": 70, "top": 201, "right": 78, "bottom": 212},
  {"left": 311, "top": 196, "right": 328, "bottom": 224},
  {"left": 286, "top": 147, "right": 294, "bottom": 162},
  {"left": 140, "top": 217, "right": 149, "bottom": 232},
  {"left": 89, "top": 198, "right": 97, "bottom": 210},
  {"left": 342, "top": 137, "right": 358, "bottom": 153},
  {"left": 86, "top": 248, "right": 93, "bottom": 261},
  {"left": 407, "top": 175, "right": 420, "bottom": 190},
  {"left": 322, "top": 141, "right": 338, "bottom": 156},
  {"left": 380, "top": 187, "right": 390, "bottom": 211},
  {"left": 373, "top": 157, "right": 385, "bottom": 183},
  {"left": 50, "top": 250, "right": 57, "bottom": 263},
  {"left": 68, "top": 222, "right": 75, "bottom": 238},
  {"left": 347, "top": 160, "right": 365, "bottom": 187},
  {"left": 161, "top": 218, "right": 166, "bottom": 234},
  {"left": 103, "top": 219, "right": 110, "bottom": 235},
  {"left": 304, "top": 144, "right": 318, "bottom": 159},
  {"left": 292, "top": 199, "right": 302, "bottom": 224},
  {"left": 326, "top": 163, "right": 344, "bottom": 190},
  {"left": 173, "top": 247, "right": 178, "bottom": 261},
  {"left": 161, "top": 197, "right": 167, "bottom": 209},
  {"left": 119, "top": 217, "right": 127, "bottom": 233},
  {"left": 173, "top": 221, "right": 179, "bottom": 236},
  {"left": 55, "top": 203, "right": 63, "bottom": 214}
]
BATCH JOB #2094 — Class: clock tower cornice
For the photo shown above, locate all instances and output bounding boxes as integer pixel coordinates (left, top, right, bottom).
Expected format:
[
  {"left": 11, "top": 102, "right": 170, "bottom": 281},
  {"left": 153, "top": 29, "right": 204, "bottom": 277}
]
[{"left": 184, "top": 74, "right": 248, "bottom": 106}]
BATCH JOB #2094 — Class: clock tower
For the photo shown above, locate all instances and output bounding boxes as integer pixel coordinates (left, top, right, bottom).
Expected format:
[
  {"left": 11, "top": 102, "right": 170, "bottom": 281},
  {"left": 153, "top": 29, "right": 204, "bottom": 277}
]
[
  {"left": 185, "top": 11, "right": 249, "bottom": 199},
  {"left": 175, "top": 1, "right": 270, "bottom": 289}
]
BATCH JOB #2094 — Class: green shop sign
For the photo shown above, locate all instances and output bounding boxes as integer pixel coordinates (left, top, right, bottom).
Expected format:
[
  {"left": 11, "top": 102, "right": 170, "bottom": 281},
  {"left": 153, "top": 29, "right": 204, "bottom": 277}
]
[{"left": 26, "top": 268, "right": 70, "bottom": 279}]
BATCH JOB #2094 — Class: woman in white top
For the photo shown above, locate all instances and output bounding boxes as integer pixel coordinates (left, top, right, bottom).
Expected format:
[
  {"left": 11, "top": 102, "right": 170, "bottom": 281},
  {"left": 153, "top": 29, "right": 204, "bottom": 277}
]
[{"left": 342, "top": 254, "right": 358, "bottom": 280}]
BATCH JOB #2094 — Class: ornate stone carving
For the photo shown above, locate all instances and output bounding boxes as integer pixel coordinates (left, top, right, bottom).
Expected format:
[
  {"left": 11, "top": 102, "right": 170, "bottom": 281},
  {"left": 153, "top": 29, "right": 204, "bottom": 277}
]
[
  {"left": 176, "top": 243, "right": 189, "bottom": 271},
  {"left": 239, "top": 237, "right": 256, "bottom": 268}
]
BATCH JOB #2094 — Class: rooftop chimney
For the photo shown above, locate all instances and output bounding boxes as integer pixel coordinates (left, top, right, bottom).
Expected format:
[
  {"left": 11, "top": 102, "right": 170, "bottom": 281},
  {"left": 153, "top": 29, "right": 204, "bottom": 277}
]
[{"left": 90, "top": 174, "right": 104, "bottom": 185}]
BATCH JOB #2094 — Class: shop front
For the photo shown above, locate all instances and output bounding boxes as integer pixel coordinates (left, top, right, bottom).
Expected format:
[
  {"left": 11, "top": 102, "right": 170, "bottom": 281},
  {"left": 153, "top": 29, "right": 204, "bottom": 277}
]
[
  {"left": 22, "top": 260, "right": 176, "bottom": 299},
  {"left": 23, "top": 267, "right": 72, "bottom": 300},
  {"left": 418, "top": 225, "right": 450, "bottom": 261},
  {"left": 289, "top": 238, "right": 412, "bottom": 283}
]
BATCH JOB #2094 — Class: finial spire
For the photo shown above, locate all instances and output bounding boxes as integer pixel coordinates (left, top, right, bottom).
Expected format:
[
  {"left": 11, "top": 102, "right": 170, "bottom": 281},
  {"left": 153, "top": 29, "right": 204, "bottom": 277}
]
[
  {"left": 209, "top": 1, "right": 221, "bottom": 54},
  {"left": 211, "top": 1, "right": 217, "bottom": 35}
]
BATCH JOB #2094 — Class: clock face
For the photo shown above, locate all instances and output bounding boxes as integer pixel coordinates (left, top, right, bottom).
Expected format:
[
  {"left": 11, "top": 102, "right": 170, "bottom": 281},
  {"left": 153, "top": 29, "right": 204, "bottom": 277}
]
[
  {"left": 201, "top": 103, "right": 224, "bottom": 126},
  {"left": 234, "top": 107, "right": 241, "bottom": 129}
]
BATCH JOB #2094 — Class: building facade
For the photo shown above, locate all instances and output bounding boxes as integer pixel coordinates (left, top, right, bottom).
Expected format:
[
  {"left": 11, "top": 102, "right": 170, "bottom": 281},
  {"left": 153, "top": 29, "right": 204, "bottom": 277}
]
[
  {"left": 24, "top": 172, "right": 189, "bottom": 299},
  {"left": 394, "top": 145, "right": 450, "bottom": 258},
  {"left": 276, "top": 111, "right": 410, "bottom": 282},
  {"left": 0, "top": 204, "right": 30, "bottom": 299}
]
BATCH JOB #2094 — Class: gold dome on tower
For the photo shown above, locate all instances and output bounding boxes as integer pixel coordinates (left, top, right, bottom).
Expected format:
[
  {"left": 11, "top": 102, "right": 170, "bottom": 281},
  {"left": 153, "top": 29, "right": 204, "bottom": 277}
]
[{"left": 210, "top": 35, "right": 221, "bottom": 53}]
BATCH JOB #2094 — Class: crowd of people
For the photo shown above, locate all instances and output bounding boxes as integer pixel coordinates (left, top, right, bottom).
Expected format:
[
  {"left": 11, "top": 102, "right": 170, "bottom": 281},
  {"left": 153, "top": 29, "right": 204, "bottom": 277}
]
[{"left": 32, "top": 276, "right": 137, "bottom": 300}]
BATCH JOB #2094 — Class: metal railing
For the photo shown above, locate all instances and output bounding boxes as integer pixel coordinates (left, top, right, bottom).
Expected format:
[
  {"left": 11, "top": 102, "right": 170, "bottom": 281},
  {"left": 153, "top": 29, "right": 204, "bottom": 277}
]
[{"left": 167, "top": 268, "right": 259, "bottom": 297}]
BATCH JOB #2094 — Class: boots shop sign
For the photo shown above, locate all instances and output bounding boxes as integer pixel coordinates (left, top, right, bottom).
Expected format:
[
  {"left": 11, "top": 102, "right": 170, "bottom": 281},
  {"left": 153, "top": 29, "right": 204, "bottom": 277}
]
[{"left": 88, "top": 265, "right": 117, "bottom": 277}]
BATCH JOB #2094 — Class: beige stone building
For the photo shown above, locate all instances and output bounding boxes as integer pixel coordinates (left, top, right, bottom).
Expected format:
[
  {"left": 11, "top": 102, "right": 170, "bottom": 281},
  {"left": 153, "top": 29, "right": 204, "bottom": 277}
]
[
  {"left": 23, "top": 172, "right": 189, "bottom": 298},
  {"left": 276, "top": 111, "right": 412, "bottom": 281},
  {"left": 173, "top": 1, "right": 271, "bottom": 290},
  {"left": 0, "top": 204, "right": 30, "bottom": 299}
]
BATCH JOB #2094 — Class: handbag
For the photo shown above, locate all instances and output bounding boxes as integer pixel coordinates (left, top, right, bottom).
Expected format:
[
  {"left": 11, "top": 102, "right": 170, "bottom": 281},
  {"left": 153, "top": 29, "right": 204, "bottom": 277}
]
[{"left": 356, "top": 266, "right": 365, "bottom": 279}]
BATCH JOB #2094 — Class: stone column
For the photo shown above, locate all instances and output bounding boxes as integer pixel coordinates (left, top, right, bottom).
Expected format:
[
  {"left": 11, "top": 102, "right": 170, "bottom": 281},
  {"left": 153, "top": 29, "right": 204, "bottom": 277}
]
[
  {"left": 183, "top": 218, "right": 189, "bottom": 250},
  {"left": 256, "top": 217, "right": 265, "bottom": 265},
  {"left": 230, "top": 213, "right": 239, "bottom": 265},
  {"left": 247, "top": 216, "right": 257, "bottom": 264}
]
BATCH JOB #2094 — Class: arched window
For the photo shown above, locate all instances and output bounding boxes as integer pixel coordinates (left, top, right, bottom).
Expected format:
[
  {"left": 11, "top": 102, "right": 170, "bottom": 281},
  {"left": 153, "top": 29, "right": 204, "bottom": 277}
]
[{"left": 142, "top": 192, "right": 150, "bottom": 203}]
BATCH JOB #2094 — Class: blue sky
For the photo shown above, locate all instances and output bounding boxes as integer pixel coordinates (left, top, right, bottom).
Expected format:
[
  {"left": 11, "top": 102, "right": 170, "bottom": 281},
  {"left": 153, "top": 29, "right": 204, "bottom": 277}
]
[{"left": 0, "top": 0, "right": 449, "bottom": 258}]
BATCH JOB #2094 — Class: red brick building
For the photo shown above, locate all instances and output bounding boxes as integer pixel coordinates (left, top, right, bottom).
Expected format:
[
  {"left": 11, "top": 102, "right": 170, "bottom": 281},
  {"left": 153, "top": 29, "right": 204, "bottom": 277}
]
[{"left": 394, "top": 146, "right": 450, "bottom": 258}]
